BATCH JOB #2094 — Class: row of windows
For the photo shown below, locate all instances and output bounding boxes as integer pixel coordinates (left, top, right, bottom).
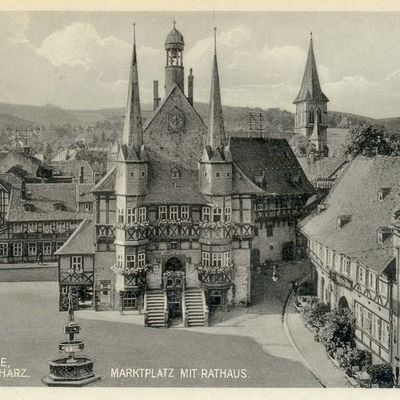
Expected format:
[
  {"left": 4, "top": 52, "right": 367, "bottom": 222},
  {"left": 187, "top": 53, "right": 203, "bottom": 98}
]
[
  {"left": 0, "top": 241, "right": 64, "bottom": 257},
  {"left": 203, "top": 171, "right": 231, "bottom": 179},
  {"left": 13, "top": 221, "right": 78, "bottom": 233},
  {"left": 117, "top": 252, "right": 146, "bottom": 268},
  {"left": 116, "top": 206, "right": 232, "bottom": 223},
  {"left": 311, "top": 240, "right": 388, "bottom": 296},
  {"left": 355, "top": 302, "right": 390, "bottom": 349},
  {"left": 201, "top": 251, "right": 231, "bottom": 267}
]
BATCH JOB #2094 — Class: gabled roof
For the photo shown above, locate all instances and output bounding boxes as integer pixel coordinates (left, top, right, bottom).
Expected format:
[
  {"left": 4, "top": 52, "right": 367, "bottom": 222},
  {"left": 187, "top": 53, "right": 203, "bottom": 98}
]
[
  {"left": 55, "top": 218, "right": 95, "bottom": 256},
  {"left": 230, "top": 137, "right": 315, "bottom": 196},
  {"left": 143, "top": 83, "right": 206, "bottom": 132},
  {"left": 293, "top": 36, "right": 329, "bottom": 104},
  {"left": 7, "top": 182, "right": 84, "bottom": 222},
  {"left": 300, "top": 156, "right": 400, "bottom": 273},
  {"left": 92, "top": 166, "right": 116, "bottom": 193}
]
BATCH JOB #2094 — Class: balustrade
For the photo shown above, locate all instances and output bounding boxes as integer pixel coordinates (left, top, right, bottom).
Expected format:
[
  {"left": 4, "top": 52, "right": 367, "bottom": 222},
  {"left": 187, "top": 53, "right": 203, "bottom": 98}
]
[
  {"left": 96, "top": 221, "right": 255, "bottom": 243},
  {"left": 59, "top": 271, "right": 94, "bottom": 285}
]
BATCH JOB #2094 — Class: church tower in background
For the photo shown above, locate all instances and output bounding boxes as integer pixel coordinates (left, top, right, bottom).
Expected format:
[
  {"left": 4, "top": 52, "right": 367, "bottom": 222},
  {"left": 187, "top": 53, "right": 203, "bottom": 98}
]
[{"left": 294, "top": 34, "right": 329, "bottom": 157}]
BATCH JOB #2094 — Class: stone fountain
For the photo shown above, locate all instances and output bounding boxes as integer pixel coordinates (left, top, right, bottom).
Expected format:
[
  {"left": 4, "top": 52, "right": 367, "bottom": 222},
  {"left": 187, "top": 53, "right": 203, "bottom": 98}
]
[{"left": 42, "top": 287, "right": 101, "bottom": 386}]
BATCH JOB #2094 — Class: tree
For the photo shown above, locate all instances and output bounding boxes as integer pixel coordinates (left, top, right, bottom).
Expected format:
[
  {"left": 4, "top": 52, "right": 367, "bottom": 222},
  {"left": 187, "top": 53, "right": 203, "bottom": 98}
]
[
  {"left": 366, "top": 363, "right": 394, "bottom": 387},
  {"left": 344, "top": 123, "right": 391, "bottom": 157},
  {"left": 291, "top": 135, "right": 316, "bottom": 157},
  {"left": 319, "top": 308, "right": 355, "bottom": 354},
  {"left": 302, "top": 297, "right": 330, "bottom": 331}
]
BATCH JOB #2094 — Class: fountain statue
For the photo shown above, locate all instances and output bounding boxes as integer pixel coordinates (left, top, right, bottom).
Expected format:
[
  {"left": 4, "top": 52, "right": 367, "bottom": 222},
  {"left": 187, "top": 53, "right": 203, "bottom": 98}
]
[{"left": 42, "top": 287, "right": 101, "bottom": 386}]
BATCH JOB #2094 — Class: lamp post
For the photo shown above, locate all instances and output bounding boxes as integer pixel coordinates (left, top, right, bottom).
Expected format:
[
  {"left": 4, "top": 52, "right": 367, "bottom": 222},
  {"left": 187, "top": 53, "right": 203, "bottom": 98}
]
[{"left": 42, "top": 286, "right": 101, "bottom": 386}]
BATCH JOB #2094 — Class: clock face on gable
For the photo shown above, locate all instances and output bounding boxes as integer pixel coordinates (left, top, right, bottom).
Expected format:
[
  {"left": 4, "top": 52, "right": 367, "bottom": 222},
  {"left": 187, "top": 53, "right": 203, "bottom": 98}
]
[{"left": 168, "top": 111, "right": 185, "bottom": 132}]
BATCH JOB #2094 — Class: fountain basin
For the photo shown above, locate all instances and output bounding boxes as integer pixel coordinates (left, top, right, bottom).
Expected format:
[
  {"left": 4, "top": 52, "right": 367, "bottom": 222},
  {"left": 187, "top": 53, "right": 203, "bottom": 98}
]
[{"left": 42, "top": 355, "right": 101, "bottom": 387}]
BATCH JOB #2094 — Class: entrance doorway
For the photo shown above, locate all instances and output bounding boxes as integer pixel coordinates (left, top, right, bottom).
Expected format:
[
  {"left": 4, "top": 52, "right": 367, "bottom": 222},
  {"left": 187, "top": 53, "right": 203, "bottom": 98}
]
[{"left": 163, "top": 257, "right": 185, "bottom": 322}]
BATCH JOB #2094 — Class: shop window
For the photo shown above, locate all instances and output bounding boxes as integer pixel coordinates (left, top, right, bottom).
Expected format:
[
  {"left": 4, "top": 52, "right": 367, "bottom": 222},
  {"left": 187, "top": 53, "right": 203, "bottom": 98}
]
[{"left": 123, "top": 292, "right": 138, "bottom": 309}]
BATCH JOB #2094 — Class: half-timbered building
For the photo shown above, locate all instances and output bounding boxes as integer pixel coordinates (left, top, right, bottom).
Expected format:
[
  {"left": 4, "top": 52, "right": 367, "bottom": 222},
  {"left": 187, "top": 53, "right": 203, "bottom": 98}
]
[{"left": 56, "top": 24, "right": 314, "bottom": 327}]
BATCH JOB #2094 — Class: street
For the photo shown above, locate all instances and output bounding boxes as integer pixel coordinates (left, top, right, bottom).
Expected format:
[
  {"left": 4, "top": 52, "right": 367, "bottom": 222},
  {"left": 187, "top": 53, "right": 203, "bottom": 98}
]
[{"left": 0, "top": 280, "right": 319, "bottom": 387}]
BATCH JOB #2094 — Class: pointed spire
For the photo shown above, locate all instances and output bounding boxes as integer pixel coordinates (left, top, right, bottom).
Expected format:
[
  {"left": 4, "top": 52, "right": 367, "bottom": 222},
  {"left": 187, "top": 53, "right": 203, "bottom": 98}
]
[
  {"left": 207, "top": 27, "right": 226, "bottom": 150},
  {"left": 293, "top": 34, "right": 329, "bottom": 104},
  {"left": 122, "top": 22, "right": 143, "bottom": 154}
]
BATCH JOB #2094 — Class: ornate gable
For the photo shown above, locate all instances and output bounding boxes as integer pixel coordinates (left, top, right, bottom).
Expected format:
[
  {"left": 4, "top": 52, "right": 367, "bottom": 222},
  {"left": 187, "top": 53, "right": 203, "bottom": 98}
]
[{"left": 143, "top": 84, "right": 207, "bottom": 170}]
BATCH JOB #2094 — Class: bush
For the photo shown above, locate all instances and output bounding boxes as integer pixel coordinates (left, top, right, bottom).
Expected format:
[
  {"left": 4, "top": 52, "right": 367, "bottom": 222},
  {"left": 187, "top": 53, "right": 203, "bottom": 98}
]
[
  {"left": 302, "top": 298, "right": 330, "bottom": 331},
  {"left": 366, "top": 363, "right": 394, "bottom": 387},
  {"left": 319, "top": 308, "right": 356, "bottom": 353},
  {"left": 337, "top": 348, "right": 372, "bottom": 373}
]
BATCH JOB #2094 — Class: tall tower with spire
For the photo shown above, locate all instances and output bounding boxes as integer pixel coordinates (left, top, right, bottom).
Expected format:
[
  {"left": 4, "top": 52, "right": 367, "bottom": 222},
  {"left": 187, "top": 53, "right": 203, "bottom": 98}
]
[
  {"left": 164, "top": 21, "right": 185, "bottom": 95},
  {"left": 200, "top": 27, "right": 232, "bottom": 196},
  {"left": 294, "top": 33, "right": 329, "bottom": 156},
  {"left": 114, "top": 24, "right": 149, "bottom": 295}
]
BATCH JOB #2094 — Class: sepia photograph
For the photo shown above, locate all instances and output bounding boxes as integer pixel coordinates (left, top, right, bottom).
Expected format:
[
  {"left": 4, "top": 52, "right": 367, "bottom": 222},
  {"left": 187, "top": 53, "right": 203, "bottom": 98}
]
[{"left": 0, "top": 1, "right": 400, "bottom": 397}]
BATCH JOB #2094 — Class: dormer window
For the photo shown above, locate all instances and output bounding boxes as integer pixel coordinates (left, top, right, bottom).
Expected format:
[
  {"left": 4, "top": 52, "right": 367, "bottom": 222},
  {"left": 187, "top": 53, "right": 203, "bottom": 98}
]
[
  {"left": 377, "top": 227, "right": 391, "bottom": 244},
  {"left": 336, "top": 215, "right": 351, "bottom": 229},
  {"left": 53, "top": 201, "right": 64, "bottom": 211},
  {"left": 378, "top": 188, "right": 390, "bottom": 201},
  {"left": 171, "top": 168, "right": 180, "bottom": 180},
  {"left": 23, "top": 202, "right": 34, "bottom": 212}
]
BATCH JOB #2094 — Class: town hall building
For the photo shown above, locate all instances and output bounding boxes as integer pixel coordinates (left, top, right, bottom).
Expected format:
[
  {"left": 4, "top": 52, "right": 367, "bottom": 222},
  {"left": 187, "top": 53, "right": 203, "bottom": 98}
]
[{"left": 56, "top": 24, "right": 314, "bottom": 327}]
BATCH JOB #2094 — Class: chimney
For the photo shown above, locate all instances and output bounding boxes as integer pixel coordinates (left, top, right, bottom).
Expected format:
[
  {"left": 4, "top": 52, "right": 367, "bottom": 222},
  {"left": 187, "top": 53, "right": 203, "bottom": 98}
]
[
  {"left": 153, "top": 80, "right": 160, "bottom": 110},
  {"left": 188, "top": 68, "right": 194, "bottom": 106}
]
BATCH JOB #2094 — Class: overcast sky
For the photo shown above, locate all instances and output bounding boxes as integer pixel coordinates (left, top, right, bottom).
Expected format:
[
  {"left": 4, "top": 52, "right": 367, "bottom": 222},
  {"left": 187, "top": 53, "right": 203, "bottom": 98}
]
[{"left": 1, "top": 11, "right": 400, "bottom": 118}]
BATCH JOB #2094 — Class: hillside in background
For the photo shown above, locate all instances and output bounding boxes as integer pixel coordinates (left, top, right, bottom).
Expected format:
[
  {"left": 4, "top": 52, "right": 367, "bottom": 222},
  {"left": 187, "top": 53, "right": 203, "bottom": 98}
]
[{"left": 0, "top": 101, "right": 397, "bottom": 161}]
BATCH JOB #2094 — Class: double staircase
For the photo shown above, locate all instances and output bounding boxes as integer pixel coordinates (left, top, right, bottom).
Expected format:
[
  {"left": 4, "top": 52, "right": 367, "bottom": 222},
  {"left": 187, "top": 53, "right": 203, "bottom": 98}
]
[
  {"left": 183, "top": 288, "right": 209, "bottom": 327},
  {"left": 143, "top": 290, "right": 168, "bottom": 328}
]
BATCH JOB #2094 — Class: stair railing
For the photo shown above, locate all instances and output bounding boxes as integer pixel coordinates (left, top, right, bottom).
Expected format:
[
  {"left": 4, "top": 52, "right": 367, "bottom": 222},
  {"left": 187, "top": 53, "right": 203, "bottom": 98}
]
[
  {"left": 202, "top": 288, "right": 209, "bottom": 327},
  {"left": 143, "top": 288, "right": 148, "bottom": 327},
  {"left": 182, "top": 286, "right": 188, "bottom": 327},
  {"left": 163, "top": 290, "right": 169, "bottom": 328}
]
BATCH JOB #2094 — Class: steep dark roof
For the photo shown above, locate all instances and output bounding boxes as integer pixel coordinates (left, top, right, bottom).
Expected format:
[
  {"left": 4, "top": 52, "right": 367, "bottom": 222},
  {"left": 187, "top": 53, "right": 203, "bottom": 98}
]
[
  {"left": 144, "top": 150, "right": 205, "bottom": 204},
  {"left": 293, "top": 37, "right": 328, "bottom": 104},
  {"left": 300, "top": 156, "right": 400, "bottom": 273},
  {"left": 92, "top": 167, "right": 116, "bottom": 193},
  {"left": 76, "top": 183, "right": 95, "bottom": 203},
  {"left": 230, "top": 137, "right": 315, "bottom": 196},
  {"left": 55, "top": 219, "right": 95, "bottom": 255},
  {"left": 7, "top": 182, "right": 83, "bottom": 222}
]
